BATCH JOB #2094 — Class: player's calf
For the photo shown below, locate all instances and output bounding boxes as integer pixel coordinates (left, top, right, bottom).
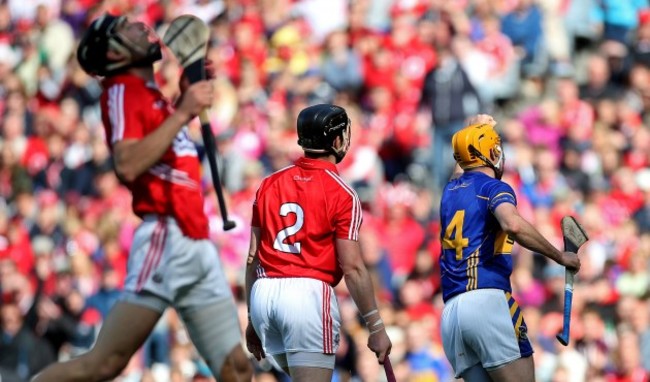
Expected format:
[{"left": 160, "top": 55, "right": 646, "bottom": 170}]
[
  {"left": 94, "top": 349, "right": 132, "bottom": 381},
  {"left": 30, "top": 349, "right": 128, "bottom": 382}
]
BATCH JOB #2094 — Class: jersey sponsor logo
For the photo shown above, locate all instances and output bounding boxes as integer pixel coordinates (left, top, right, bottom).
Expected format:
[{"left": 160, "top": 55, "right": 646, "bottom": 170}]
[
  {"left": 172, "top": 126, "right": 198, "bottom": 157},
  {"left": 448, "top": 182, "right": 471, "bottom": 191},
  {"left": 293, "top": 175, "right": 313, "bottom": 182}
]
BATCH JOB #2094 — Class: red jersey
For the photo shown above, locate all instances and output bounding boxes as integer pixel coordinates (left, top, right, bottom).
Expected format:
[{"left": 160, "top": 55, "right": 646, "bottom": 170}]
[
  {"left": 100, "top": 74, "right": 208, "bottom": 239},
  {"left": 251, "top": 157, "right": 362, "bottom": 286}
]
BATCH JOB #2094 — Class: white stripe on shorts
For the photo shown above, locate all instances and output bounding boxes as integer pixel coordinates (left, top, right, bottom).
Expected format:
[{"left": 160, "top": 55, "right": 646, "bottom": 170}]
[{"left": 136, "top": 218, "right": 167, "bottom": 291}]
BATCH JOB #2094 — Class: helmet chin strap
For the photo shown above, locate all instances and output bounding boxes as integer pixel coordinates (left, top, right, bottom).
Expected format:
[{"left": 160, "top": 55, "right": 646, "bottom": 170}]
[
  {"left": 468, "top": 145, "right": 504, "bottom": 179},
  {"left": 113, "top": 29, "right": 163, "bottom": 71},
  {"left": 331, "top": 125, "right": 351, "bottom": 164}
]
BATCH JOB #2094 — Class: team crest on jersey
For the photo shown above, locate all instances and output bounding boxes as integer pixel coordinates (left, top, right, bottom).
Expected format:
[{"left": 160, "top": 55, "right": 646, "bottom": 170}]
[
  {"left": 172, "top": 126, "right": 198, "bottom": 157},
  {"left": 518, "top": 325, "right": 528, "bottom": 341}
]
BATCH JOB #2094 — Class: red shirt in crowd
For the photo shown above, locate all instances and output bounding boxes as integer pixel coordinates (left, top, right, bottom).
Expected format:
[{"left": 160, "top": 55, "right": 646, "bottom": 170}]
[
  {"left": 99, "top": 74, "right": 208, "bottom": 239},
  {"left": 252, "top": 157, "right": 362, "bottom": 286}
]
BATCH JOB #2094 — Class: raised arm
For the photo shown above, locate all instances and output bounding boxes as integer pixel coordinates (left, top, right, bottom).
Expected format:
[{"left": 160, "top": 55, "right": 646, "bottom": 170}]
[{"left": 113, "top": 81, "right": 213, "bottom": 182}]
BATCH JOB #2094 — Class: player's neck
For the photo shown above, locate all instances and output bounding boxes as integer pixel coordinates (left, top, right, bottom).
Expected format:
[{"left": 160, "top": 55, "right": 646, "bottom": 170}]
[
  {"left": 468, "top": 167, "right": 495, "bottom": 178},
  {"left": 304, "top": 152, "right": 337, "bottom": 164},
  {"left": 128, "top": 66, "right": 155, "bottom": 83}
]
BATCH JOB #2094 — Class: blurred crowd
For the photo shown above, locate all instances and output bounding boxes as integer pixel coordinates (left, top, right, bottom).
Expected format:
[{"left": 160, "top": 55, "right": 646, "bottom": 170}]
[{"left": 1, "top": 0, "right": 650, "bottom": 381}]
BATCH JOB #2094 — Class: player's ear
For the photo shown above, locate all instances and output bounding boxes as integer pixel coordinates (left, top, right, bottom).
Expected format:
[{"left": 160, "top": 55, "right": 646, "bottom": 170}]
[
  {"left": 333, "top": 135, "right": 342, "bottom": 149},
  {"left": 107, "top": 48, "right": 127, "bottom": 62}
]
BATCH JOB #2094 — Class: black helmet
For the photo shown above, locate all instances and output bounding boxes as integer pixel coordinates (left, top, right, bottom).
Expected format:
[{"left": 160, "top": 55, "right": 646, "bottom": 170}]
[
  {"left": 77, "top": 14, "right": 162, "bottom": 77},
  {"left": 297, "top": 104, "right": 351, "bottom": 163}
]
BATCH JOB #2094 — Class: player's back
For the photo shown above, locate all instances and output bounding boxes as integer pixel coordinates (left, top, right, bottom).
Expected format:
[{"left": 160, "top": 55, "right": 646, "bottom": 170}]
[
  {"left": 252, "top": 157, "right": 362, "bottom": 286},
  {"left": 439, "top": 171, "right": 517, "bottom": 302}
]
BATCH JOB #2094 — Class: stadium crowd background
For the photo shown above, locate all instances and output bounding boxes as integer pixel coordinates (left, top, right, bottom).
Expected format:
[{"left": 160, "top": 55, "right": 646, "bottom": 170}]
[{"left": 0, "top": 0, "right": 649, "bottom": 381}]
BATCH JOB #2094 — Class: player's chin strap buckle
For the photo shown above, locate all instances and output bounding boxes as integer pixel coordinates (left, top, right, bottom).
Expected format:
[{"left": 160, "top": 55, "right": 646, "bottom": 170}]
[{"left": 468, "top": 144, "right": 498, "bottom": 173}]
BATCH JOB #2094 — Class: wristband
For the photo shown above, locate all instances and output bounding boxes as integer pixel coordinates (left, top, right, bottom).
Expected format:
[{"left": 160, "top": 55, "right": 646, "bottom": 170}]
[
  {"left": 369, "top": 325, "right": 385, "bottom": 335},
  {"left": 362, "top": 309, "right": 379, "bottom": 319}
]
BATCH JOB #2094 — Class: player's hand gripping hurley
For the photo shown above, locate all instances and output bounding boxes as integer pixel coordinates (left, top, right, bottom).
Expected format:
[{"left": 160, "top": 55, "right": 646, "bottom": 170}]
[
  {"left": 384, "top": 356, "right": 396, "bottom": 382},
  {"left": 163, "top": 15, "right": 236, "bottom": 231},
  {"left": 556, "top": 216, "right": 588, "bottom": 346}
]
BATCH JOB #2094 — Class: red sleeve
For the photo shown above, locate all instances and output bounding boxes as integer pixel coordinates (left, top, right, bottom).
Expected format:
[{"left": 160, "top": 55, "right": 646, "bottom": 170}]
[
  {"left": 105, "top": 83, "right": 145, "bottom": 144},
  {"left": 334, "top": 186, "right": 362, "bottom": 241}
]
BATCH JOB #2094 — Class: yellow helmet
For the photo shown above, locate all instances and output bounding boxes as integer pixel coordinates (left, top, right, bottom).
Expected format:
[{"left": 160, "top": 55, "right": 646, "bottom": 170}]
[{"left": 452, "top": 123, "right": 505, "bottom": 178}]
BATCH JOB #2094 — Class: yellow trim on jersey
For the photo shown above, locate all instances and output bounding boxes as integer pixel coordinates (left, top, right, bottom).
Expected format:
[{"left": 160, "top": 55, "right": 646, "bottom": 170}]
[
  {"left": 466, "top": 250, "right": 479, "bottom": 291},
  {"left": 476, "top": 195, "right": 489, "bottom": 200},
  {"left": 493, "top": 192, "right": 514, "bottom": 200}
]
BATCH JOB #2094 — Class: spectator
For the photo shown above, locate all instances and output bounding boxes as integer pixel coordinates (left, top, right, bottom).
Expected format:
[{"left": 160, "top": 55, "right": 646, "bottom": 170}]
[
  {"left": 0, "top": 299, "right": 55, "bottom": 381},
  {"left": 500, "top": 0, "right": 545, "bottom": 77},
  {"left": 0, "top": 1, "right": 649, "bottom": 381},
  {"left": 420, "top": 42, "right": 481, "bottom": 189}
]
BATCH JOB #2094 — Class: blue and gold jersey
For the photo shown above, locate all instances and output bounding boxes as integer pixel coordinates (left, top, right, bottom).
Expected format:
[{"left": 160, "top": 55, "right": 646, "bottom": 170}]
[{"left": 439, "top": 172, "right": 517, "bottom": 302}]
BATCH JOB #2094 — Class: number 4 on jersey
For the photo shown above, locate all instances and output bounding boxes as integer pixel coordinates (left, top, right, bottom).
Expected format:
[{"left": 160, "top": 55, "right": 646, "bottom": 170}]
[
  {"left": 274, "top": 203, "right": 304, "bottom": 254},
  {"left": 443, "top": 210, "right": 469, "bottom": 260}
]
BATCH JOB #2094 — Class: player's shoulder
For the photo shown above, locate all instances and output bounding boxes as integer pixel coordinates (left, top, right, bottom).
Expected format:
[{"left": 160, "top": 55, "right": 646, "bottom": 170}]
[
  {"left": 480, "top": 177, "right": 516, "bottom": 200},
  {"left": 258, "top": 164, "right": 297, "bottom": 189},
  {"left": 102, "top": 74, "right": 151, "bottom": 98},
  {"left": 321, "top": 169, "right": 359, "bottom": 200}
]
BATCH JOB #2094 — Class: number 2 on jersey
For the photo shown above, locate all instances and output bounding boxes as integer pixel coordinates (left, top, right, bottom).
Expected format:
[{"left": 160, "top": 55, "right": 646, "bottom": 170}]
[
  {"left": 443, "top": 210, "right": 469, "bottom": 260},
  {"left": 274, "top": 203, "right": 304, "bottom": 254}
]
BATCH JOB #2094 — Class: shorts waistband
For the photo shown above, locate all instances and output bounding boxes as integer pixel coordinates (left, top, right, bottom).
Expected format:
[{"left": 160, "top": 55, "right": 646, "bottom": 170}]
[{"left": 142, "top": 214, "right": 178, "bottom": 226}]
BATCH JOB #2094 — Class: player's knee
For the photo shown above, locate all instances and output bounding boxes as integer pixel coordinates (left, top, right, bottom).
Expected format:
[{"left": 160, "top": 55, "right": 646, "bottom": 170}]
[{"left": 219, "top": 347, "right": 252, "bottom": 382}]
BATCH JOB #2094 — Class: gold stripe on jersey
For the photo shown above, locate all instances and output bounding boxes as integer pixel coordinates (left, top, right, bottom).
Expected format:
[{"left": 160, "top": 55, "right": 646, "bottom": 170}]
[
  {"left": 492, "top": 192, "right": 513, "bottom": 199},
  {"left": 476, "top": 195, "right": 489, "bottom": 200},
  {"left": 466, "top": 249, "right": 479, "bottom": 291}
]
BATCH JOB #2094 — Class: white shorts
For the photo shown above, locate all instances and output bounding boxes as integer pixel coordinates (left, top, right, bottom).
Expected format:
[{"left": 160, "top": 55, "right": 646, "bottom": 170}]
[
  {"left": 120, "top": 215, "right": 233, "bottom": 311},
  {"left": 441, "top": 289, "right": 533, "bottom": 378},
  {"left": 250, "top": 278, "right": 340, "bottom": 369}
]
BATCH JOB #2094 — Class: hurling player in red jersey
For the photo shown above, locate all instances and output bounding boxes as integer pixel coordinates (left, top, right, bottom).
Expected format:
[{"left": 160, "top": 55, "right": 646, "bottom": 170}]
[
  {"left": 244, "top": 104, "right": 392, "bottom": 381},
  {"left": 33, "top": 14, "right": 251, "bottom": 382}
]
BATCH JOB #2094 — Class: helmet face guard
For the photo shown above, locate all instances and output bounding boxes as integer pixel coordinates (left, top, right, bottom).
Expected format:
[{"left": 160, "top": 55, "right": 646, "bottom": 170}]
[
  {"left": 468, "top": 143, "right": 505, "bottom": 179},
  {"left": 77, "top": 14, "right": 162, "bottom": 77}
]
